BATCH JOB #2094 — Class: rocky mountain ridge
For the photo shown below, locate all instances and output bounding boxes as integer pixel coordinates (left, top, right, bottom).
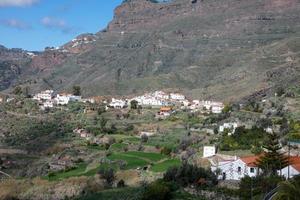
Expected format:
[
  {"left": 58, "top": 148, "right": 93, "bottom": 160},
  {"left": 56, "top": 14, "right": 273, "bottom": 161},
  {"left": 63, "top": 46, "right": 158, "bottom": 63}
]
[{"left": 1, "top": 0, "right": 300, "bottom": 101}]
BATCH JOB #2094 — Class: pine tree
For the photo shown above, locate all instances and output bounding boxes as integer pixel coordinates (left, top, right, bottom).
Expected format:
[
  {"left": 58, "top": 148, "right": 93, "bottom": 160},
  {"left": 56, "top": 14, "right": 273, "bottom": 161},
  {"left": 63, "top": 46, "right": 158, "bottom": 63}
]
[
  {"left": 256, "top": 133, "right": 289, "bottom": 176},
  {"left": 72, "top": 85, "right": 81, "bottom": 96}
]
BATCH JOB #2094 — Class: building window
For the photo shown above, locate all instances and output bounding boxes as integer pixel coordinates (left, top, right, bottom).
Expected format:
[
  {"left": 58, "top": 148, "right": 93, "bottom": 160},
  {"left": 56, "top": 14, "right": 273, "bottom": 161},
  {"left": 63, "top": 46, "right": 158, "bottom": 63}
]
[
  {"left": 250, "top": 168, "right": 255, "bottom": 173},
  {"left": 238, "top": 167, "right": 241, "bottom": 173}
]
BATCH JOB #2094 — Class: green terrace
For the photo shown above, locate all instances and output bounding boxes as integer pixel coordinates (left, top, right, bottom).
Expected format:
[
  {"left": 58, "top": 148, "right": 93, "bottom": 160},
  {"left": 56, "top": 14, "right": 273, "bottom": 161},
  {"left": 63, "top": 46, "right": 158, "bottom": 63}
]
[
  {"left": 44, "top": 151, "right": 181, "bottom": 181},
  {"left": 107, "top": 151, "right": 180, "bottom": 172}
]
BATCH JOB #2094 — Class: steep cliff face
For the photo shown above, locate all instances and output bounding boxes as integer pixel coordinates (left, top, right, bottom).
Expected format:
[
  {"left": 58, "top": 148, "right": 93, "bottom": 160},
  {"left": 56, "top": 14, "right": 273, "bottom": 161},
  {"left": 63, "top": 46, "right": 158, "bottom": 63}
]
[
  {"left": 108, "top": 0, "right": 200, "bottom": 31},
  {"left": 2, "top": 0, "right": 300, "bottom": 100}
]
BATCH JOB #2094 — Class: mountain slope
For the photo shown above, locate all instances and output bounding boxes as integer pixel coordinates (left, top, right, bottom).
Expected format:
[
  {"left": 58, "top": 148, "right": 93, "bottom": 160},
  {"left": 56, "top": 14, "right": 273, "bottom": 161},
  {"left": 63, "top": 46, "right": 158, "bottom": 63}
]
[
  {"left": 12, "top": 0, "right": 300, "bottom": 100},
  {"left": 0, "top": 45, "right": 35, "bottom": 91}
]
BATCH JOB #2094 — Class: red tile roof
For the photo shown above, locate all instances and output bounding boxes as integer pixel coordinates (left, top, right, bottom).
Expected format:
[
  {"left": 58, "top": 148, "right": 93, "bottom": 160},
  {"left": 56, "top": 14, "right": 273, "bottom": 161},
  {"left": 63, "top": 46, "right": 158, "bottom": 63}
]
[
  {"left": 160, "top": 107, "right": 172, "bottom": 112},
  {"left": 240, "top": 155, "right": 300, "bottom": 170},
  {"left": 288, "top": 156, "right": 300, "bottom": 172},
  {"left": 240, "top": 155, "right": 260, "bottom": 167}
]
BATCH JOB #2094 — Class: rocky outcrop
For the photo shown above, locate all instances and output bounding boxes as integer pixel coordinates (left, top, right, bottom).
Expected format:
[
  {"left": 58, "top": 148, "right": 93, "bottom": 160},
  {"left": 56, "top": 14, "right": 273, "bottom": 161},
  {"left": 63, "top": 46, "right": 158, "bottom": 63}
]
[{"left": 108, "top": 0, "right": 201, "bottom": 31}]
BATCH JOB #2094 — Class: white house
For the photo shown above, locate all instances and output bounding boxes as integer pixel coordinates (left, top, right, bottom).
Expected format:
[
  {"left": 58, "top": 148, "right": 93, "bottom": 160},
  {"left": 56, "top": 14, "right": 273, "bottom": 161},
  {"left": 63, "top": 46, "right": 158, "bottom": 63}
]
[
  {"left": 279, "top": 156, "right": 300, "bottom": 179},
  {"left": 211, "top": 155, "right": 259, "bottom": 180},
  {"left": 170, "top": 93, "right": 185, "bottom": 101},
  {"left": 131, "top": 95, "right": 165, "bottom": 106},
  {"left": 199, "top": 101, "right": 224, "bottom": 114},
  {"left": 55, "top": 94, "right": 71, "bottom": 105},
  {"left": 55, "top": 94, "right": 81, "bottom": 105},
  {"left": 203, "top": 146, "right": 216, "bottom": 158},
  {"left": 180, "top": 99, "right": 190, "bottom": 107},
  {"left": 43, "top": 100, "right": 54, "bottom": 108},
  {"left": 153, "top": 91, "right": 169, "bottom": 100},
  {"left": 109, "top": 98, "right": 127, "bottom": 109},
  {"left": 33, "top": 90, "right": 54, "bottom": 101},
  {"left": 219, "top": 122, "right": 239, "bottom": 135},
  {"left": 140, "top": 131, "right": 156, "bottom": 137}
]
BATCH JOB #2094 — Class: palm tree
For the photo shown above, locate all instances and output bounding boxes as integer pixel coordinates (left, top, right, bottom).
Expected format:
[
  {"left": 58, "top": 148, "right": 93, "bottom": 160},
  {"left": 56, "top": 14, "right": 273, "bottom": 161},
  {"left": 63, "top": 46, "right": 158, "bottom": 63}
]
[{"left": 274, "top": 176, "right": 300, "bottom": 200}]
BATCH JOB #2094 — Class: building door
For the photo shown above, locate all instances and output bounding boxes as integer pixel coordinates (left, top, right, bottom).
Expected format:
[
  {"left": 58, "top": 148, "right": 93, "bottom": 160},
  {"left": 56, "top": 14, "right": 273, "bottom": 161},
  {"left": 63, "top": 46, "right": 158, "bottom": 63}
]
[{"left": 222, "top": 172, "right": 226, "bottom": 180}]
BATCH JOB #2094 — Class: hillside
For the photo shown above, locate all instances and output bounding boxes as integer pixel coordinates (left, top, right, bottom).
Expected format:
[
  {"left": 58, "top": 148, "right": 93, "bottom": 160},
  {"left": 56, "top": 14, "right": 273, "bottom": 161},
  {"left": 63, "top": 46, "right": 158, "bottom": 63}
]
[
  {"left": 0, "top": 45, "right": 35, "bottom": 91},
  {"left": 5, "top": 0, "right": 300, "bottom": 100}
]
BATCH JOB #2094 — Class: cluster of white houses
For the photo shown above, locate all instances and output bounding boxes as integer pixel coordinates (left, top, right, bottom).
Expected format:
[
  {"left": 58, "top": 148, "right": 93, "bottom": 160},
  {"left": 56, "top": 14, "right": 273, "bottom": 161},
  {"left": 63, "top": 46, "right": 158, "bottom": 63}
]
[
  {"left": 108, "top": 91, "right": 224, "bottom": 114},
  {"left": 32, "top": 90, "right": 225, "bottom": 114},
  {"left": 203, "top": 146, "right": 300, "bottom": 180},
  {"left": 32, "top": 90, "right": 95, "bottom": 109}
]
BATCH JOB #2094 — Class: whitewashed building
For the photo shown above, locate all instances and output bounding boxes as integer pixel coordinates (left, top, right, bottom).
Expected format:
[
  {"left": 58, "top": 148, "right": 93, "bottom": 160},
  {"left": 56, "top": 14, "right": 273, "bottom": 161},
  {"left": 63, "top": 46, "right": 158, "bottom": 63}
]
[
  {"left": 55, "top": 94, "right": 71, "bottom": 105},
  {"left": 109, "top": 98, "right": 127, "bottom": 109},
  {"left": 140, "top": 131, "right": 156, "bottom": 137},
  {"left": 203, "top": 146, "right": 216, "bottom": 158},
  {"left": 219, "top": 122, "right": 239, "bottom": 135},
  {"left": 199, "top": 101, "right": 224, "bottom": 114},
  {"left": 170, "top": 93, "right": 185, "bottom": 101},
  {"left": 55, "top": 94, "right": 81, "bottom": 105},
  {"left": 210, "top": 155, "right": 259, "bottom": 180},
  {"left": 279, "top": 156, "right": 300, "bottom": 179},
  {"left": 33, "top": 90, "right": 54, "bottom": 101},
  {"left": 153, "top": 91, "right": 169, "bottom": 100},
  {"left": 43, "top": 100, "right": 54, "bottom": 108},
  {"left": 131, "top": 95, "right": 165, "bottom": 106}
]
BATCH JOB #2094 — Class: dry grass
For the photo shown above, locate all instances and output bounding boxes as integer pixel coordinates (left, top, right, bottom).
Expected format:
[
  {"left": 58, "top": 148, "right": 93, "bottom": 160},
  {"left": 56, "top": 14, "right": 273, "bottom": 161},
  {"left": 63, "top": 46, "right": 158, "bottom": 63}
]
[
  {"left": 116, "top": 170, "right": 141, "bottom": 187},
  {"left": 0, "top": 176, "right": 105, "bottom": 200}
]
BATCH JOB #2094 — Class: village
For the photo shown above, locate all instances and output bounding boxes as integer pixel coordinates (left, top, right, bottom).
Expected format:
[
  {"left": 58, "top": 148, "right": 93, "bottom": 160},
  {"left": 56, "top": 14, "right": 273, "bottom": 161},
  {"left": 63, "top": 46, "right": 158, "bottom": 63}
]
[
  {"left": 27, "top": 89, "right": 300, "bottom": 183},
  {"left": 0, "top": 85, "right": 299, "bottom": 200},
  {"left": 30, "top": 89, "right": 225, "bottom": 114}
]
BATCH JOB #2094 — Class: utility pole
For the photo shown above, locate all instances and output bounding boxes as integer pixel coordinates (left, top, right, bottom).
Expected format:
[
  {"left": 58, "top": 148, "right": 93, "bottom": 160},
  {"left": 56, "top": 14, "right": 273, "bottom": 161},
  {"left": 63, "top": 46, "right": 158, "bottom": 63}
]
[
  {"left": 251, "top": 177, "right": 253, "bottom": 200},
  {"left": 288, "top": 142, "right": 290, "bottom": 180}
]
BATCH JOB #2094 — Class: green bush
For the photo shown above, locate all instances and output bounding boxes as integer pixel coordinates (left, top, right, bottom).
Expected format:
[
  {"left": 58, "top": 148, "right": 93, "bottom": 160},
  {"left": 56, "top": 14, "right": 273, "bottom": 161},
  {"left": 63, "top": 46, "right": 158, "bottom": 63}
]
[
  {"left": 142, "top": 180, "right": 174, "bottom": 200},
  {"left": 239, "top": 175, "right": 284, "bottom": 200},
  {"left": 163, "top": 164, "right": 217, "bottom": 188}
]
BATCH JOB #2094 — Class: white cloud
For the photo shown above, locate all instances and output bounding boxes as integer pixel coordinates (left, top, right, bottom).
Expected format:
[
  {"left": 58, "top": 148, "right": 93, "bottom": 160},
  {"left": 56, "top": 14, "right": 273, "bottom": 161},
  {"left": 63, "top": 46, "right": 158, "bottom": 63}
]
[
  {"left": 41, "top": 16, "right": 75, "bottom": 34},
  {"left": 41, "top": 17, "right": 66, "bottom": 28},
  {"left": 0, "top": 19, "right": 31, "bottom": 29},
  {"left": 0, "top": 0, "right": 39, "bottom": 7}
]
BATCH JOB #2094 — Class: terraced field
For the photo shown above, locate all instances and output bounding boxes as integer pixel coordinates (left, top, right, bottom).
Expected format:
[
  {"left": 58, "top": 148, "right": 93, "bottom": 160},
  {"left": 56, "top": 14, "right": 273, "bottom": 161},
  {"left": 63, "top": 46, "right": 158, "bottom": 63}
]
[{"left": 107, "top": 151, "right": 180, "bottom": 172}]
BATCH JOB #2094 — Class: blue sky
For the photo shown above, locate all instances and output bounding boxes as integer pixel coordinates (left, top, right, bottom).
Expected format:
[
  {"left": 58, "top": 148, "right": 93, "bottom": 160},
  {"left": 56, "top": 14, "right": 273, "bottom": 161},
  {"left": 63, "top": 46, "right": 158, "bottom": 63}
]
[{"left": 0, "top": 0, "right": 123, "bottom": 51}]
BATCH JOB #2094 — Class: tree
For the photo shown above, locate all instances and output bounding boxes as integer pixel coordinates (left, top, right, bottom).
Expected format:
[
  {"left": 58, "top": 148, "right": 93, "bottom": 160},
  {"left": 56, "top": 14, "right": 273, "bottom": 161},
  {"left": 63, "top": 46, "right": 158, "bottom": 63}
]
[
  {"left": 13, "top": 86, "right": 22, "bottom": 95},
  {"left": 117, "top": 179, "right": 125, "bottom": 188},
  {"left": 256, "top": 133, "right": 289, "bottom": 176},
  {"left": 99, "top": 117, "right": 107, "bottom": 131},
  {"left": 274, "top": 175, "right": 300, "bottom": 200},
  {"left": 239, "top": 175, "right": 284, "bottom": 200},
  {"left": 276, "top": 87, "right": 285, "bottom": 97},
  {"left": 163, "top": 164, "right": 217, "bottom": 188},
  {"left": 22, "top": 86, "right": 30, "bottom": 98},
  {"left": 130, "top": 100, "right": 138, "bottom": 109},
  {"left": 98, "top": 168, "right": 115, "bottom": 186},
  {"left": 141, "top": 134, "right": 149, "bottom": 143},
  {"left": 222, "top": 104, "right": 232, "bottom": 113},
  {"left": 142, "top": 180, "right": 173, "bottom": 200},
  {"left": 72, "top": 85, "right": 81, "bottom": 96}
]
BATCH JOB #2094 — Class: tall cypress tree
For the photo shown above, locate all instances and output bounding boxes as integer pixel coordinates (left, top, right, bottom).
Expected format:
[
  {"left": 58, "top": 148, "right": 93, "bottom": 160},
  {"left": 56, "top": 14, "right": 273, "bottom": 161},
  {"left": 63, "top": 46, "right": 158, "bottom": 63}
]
[{"left": 256, "top": 133, "right": 289, "bottom": 176}]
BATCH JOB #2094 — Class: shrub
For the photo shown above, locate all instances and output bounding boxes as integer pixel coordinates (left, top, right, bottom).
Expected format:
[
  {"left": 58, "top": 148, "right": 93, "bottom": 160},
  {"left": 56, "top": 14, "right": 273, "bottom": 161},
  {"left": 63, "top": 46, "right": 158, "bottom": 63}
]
[
  {"left": 141, "top": 134, "right": 149, "bottom": 143},
  {"left": 161, "top": 147, "right": 172, "bottom": 156},
  {"left": 141, "top": 180, "right": 173, "bottom": 200},
  {"left": 98, "top": 168, "right": 115, "bottom": 186},
  {"left": 163, "top": 164, "right": 217, "bottom": 188},
  {"left": 117, "top": 179, "right": 125, "bottom": 188},
  {"left": 239, "top": 175, "right": 284, "bottom": 200}
]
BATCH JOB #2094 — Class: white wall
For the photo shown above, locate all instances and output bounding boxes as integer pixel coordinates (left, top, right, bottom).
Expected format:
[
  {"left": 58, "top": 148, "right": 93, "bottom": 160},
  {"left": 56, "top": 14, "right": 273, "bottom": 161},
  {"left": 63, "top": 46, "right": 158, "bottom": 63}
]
[
  {"left": 279, "top": 165, "right": 300, "bottom": 179},
  {"left": 212, "top": 159, "right": 258, "bottom": 180},
  {"left": 203, "top": 146, "right": 216, "bottom": 158}
]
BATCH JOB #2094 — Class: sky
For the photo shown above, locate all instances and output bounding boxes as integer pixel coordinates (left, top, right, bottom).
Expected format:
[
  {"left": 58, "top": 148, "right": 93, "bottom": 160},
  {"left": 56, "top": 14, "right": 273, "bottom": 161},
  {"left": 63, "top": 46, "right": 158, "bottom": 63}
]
[{"left": 0, "top": 0, "right": 123, "bottom": 51}]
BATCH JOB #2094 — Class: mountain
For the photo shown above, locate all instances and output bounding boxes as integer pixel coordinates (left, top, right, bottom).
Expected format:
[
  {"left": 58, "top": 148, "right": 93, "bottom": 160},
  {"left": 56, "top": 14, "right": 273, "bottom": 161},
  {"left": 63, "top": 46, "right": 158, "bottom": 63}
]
[
  {"left": 0, "top": 45, "right": 36, "bottom": 91},
  {"left": 4, "top": 0, "right": 300, "bottom": 100}
]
